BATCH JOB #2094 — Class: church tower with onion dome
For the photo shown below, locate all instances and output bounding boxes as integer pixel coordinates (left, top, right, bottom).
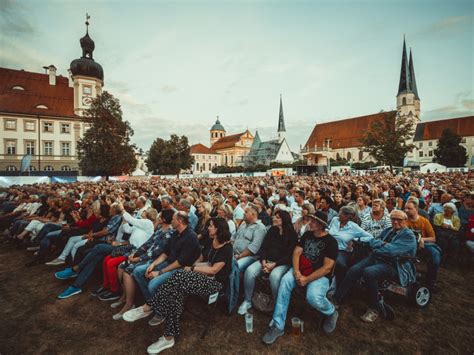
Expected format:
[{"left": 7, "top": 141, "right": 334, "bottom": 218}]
[{"left": 69, "top": 14, "right": 104, "bottom": 116}]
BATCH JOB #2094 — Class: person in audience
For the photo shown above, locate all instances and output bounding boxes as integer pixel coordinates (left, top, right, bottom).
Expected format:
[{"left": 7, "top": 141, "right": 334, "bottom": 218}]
[
  {"left": 232, "top": 204, "right": 267, "bottom": 273},
  {"left": 54, "top": 203, "right": 126, "bottom": 299},
  {"left": 327, "top": 206, "right": 373, "bottom": 289},
  {"left": 433, "top": 202, "right": 461, "bottom": 263},
  {"left": 319, "top": 196, "right": 338, "bottom": 224},
  {"left": 334, "top": 210, "right": 417, "bottom": 323},
  {"left": 262, "top": 211, "right": 339, "bottom": 345},
  {"left": 228, "top": 196, "right": 245, "bottom": 228},
  {"left": 290, "top": 190, "right": 306, "bottom": 224},
  {"left": 111, "top": 209, "right": 175, "bottom": 321},
  {"left": 238, "top": 210, "right": 297, "bottom": 315},
  {"left": 293, "top": 203, "right": 316, "bottom": 238},
  {"left": 132, "top": 211, "right": 200, "bottom": 304},
  {"left": 361, "top": 199, "right": 392, "bottom": 239},
  {"left": 122, "top": 217, "right": 233, "bottom": 354},
  {"left": 404, "top": 199, "right": 441, "bottom": 291},
  {"left": 98, "top": 206, "right": 159, "bottom": 301}
]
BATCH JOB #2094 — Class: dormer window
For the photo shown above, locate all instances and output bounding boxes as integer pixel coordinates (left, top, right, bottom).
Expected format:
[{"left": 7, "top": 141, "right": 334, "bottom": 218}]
[
  {"left": 12, "top": 85, "right": 25, "bottom": 90},
  {"left": 36, "top": 104, "right": 48, "bottom": 109}
]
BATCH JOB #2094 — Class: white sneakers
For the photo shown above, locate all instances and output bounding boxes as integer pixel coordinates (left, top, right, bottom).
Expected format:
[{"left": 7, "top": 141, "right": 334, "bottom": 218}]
[
  {"left": 111, "top": 300, "right": 125, "bottom": 309},
  {"left": 147, "top": 337, "right": 175, "bottom": 354},
  {"left": 45, "top": 258, "right": 66, "bottom": 266},
  {"left": 238, "top": 300, "right": 252, "bottom": 315},
  {"left": 123, "top": 306, "right": 153, "bottom": 322}
]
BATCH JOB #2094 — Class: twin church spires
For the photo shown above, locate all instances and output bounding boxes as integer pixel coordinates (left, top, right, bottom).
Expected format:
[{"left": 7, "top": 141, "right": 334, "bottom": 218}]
[{"left": 397, "top": 37, "right": 421, "bottom": 120}]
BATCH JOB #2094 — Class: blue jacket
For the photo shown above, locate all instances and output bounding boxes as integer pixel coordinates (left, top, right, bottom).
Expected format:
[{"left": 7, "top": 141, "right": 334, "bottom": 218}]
[
  {"left": 225, "top": 258, "right": 240, "bottom": 314},
  {"left": 369, "top": 227, "right": 417, "bottom": 286}
]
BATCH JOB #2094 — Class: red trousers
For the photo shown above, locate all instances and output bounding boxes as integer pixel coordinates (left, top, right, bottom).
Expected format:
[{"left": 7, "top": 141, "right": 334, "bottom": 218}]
[{"left": 102, "top": 255, "right": 126, "bottom": 292}]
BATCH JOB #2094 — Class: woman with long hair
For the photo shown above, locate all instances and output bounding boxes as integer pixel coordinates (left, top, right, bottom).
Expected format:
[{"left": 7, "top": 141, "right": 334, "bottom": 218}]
[
  {"left": 123, "top": 217, "right": 233, "bottom": 354},
  {"left": 237, "top": 210, "right": 298, "bottom": 315}
]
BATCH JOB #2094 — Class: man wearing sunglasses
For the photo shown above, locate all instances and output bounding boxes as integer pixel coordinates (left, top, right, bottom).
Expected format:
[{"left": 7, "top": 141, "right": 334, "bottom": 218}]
[{"left": 334, "top": 210, "right": 417, "bottom": 323}]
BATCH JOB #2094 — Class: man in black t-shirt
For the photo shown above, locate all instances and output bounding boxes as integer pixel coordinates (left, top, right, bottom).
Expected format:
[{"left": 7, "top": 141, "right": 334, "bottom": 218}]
[{"left": 263, "top": 211, "right": 339, "bottom": 345}]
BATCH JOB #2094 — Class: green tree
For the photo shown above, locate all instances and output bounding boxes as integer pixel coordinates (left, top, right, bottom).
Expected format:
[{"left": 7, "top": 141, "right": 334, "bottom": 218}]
[
  {"left": 77, "top": 91, "right": 137, "bottom": 179},
  {"left": 359, "top": 113, "right": 415, "bottom": 172},
  {"left": 434, "top": 128, "right": 467, "bottom": 167},
  {"left": 146, "top": 134, "right": 193, "bottom": 176}
]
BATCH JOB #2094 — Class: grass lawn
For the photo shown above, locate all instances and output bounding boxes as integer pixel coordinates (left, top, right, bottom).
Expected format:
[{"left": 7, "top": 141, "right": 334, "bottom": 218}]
[{"left": 0, "top": 245, "right": 473, "bottom": 354}]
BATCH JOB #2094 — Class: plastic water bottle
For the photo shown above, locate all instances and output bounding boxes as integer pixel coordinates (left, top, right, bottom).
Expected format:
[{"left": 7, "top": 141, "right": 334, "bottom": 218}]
[{"left": 245, "top": 312, "right": 253, "bottom": 333}]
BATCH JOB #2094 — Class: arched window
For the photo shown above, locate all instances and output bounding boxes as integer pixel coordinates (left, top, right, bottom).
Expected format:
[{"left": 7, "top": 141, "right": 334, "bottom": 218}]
[
  {"left": 402, "top": 97, "right": 406, "bottom": 105},
  {"left": 12, "top": 85, "right": 25, "bottom": 90},
  {"left": 225, "top": 156, "right": 228, "bottom": 165},
  {"left": 196, "top": 162, "right": 199, "bottom": 171},
  {"left": 347, "top": 152, "right": 352, "bottom": 160},
  {"left": 358, "top": 151, "right": 363, "bottom": 161},
  {"left": 231, "top": 156, "right": 234, "bottom": 165},
  {"left": 336, "top": 153, "right": 341, "bottom": 160},
  {"left": 208, "top": 163, "right": 211, "bottom": 171},
  {"left": 44, "top": 165, "right": 54, "bottom": 171},
  {"left": 6, "top": 165, "right": 17, "bottom": 171},
  {"left": 29, "top": 166, "right": 36, "bottom": 171},
  {"left": 36, "top": 104, "right": 48, "bottom": 109},
  {"left": 214, "top": 163, "right": 217, "bottom": 168},
  {"left": 61, "top": 165, "right": 72, "bottom": 171}
]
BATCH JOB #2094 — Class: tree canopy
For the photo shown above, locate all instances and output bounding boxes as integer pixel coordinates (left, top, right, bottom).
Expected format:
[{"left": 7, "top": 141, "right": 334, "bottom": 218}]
[
  {"left": 77, "top": 91, "right": 137, "bottom": 178},
  {"left": 359, "top": 113, "right": 415, "bottom": 172},
  {"left": 146, "top": 134, "right": 193, "bottom": 175},
  {"left": 434, "top": 128, "right": 467, "bottom": 167}
]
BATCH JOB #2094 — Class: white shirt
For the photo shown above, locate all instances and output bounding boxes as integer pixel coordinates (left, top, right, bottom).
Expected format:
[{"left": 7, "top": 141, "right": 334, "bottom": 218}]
[{"left": 122, "top": 212, "right": 154, "bottom": 248}]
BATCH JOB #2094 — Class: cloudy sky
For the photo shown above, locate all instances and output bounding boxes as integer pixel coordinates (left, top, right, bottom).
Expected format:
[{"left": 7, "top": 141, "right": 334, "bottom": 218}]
[{"left": 1, "top": 0, "right": 473, "bottom": 151}]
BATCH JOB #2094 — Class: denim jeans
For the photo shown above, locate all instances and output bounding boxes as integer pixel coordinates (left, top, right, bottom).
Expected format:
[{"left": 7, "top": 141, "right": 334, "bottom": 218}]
[
  {"left": 334, "top": 250, "right": 351, "bottom": 289},
  {"left": 36, "top": 223, "right": 62, "bottom": 242},
  {"left": 243, "top": 260, "right": 289, "bottom": 301},
  {"left": 11, "top": 219, "right": 29, "bottom": 235},
  {"left": 272, "top": 268, "right": 335, "bottom": 331},
  {"left": 73, "top": 243, "right": 113, "bottom": 288},
  {"left": 38, "top": 229, "right": 62, "bottom": 258},
  {"left": 334, "top": 255, "right": 396, "bottom": 309},
  {"left": 59, "top": 235, "right": 87, "bottom": 260},
  {"left": 237, "top": 256, "right": 258, "bottom": 273},
  {"left": 133, "top": 260, "right": 175, "bottom": 300},
  {"left": 422, "top": 243, "right": 441, "bottom": 284}
]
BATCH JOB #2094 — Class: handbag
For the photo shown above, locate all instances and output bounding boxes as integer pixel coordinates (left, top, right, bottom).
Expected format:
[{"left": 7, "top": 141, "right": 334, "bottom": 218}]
[
  {"left": 299, "top": 254, "right": 314, "bottom": 276},
  {"left": 110, "top": 244, "right": 134, "bottom": 257},
  {"left": 252, "top": 291, "right": 274, "bottom": 313}
]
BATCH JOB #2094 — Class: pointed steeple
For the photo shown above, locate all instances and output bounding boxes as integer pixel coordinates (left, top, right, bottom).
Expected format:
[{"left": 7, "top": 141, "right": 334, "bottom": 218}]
[
  {"left": 251, "top": 130, "right": 261, "bottom": 150},
  {"left": 397, "top": 37, "right": 412, "bottom": 96},
  {"left": 278, "top": 94, "right": 286, "bottom": 132},
  {"left": 409, "top": 48, "right": 420, "bottom": 100}
]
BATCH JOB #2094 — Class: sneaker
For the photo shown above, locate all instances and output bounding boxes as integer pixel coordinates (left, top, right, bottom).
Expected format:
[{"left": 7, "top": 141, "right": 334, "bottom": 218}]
[
  {"left": 112, "top": 312, "right": 124, "bottom": 321},
  {"left": 238, "top": 300, "right": 252, "bottom": 315},
  {"left": 147, "top": 337, "right": 175, "bottom": 354},
  {"left": 262, "top": 325, "right": 284, "bottom": 345},
  {"left": 90, "top": 286, "right": 106, "bottom": 297},
  {"left": 27, "top": 246, "right": 40, "bottom": 251},
  {"left": 45, "top": 258, "right": 66, "bottom": 266},
  {"left": 148, "top": 314, "right": 165, "bottom": 326},
  {"left": 58, "top": 286, "right": 82, "bottom": 299},
  {"left": 99, "top": 291, "right": 121, "bottom": 302},
  {"left": 323, "top": 310, "right": 339, "bottom": 334},
  {"left": 111, "top": 299, "right": 125, "bottom": 308},
  {"left": 123, "top": 306, "right": 153, "bottom": 322},
  {"left": 360, "top": 308, "right": 379, "bottom": 323},
  {"left": 55, "top": 267, "right": 78, "bottom": 280}
]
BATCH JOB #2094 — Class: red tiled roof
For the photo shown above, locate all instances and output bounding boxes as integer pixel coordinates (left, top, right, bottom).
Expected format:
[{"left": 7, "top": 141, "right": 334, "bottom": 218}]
[
  {"left": 190, "top": 143, "right": 218, "bottom": 154},
  {"left": 0, "top": 67, "right": 76, "bottom": 118},
  {"left": 305, "top": 111, "right": 397, "bottom": 150},
  {"left": 211, "top": 132, "right": 246, "bottom": 150},
  {"left": 414, "top": 116, "right": 474, "bottom": 141}
]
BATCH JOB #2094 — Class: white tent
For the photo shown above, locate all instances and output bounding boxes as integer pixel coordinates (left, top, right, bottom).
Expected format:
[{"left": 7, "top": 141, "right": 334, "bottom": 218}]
[
  {"left": 420, "top": 163, "right": 447, "bottom": 173},
  {"left": 131, "top": 168, "right": 146, "bottom": 176}
]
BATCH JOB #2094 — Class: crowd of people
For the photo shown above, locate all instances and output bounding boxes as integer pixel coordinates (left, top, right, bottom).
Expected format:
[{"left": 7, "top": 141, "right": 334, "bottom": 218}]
[{"left": 1, "top": 171, "right": 473, "bottom": 354}]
